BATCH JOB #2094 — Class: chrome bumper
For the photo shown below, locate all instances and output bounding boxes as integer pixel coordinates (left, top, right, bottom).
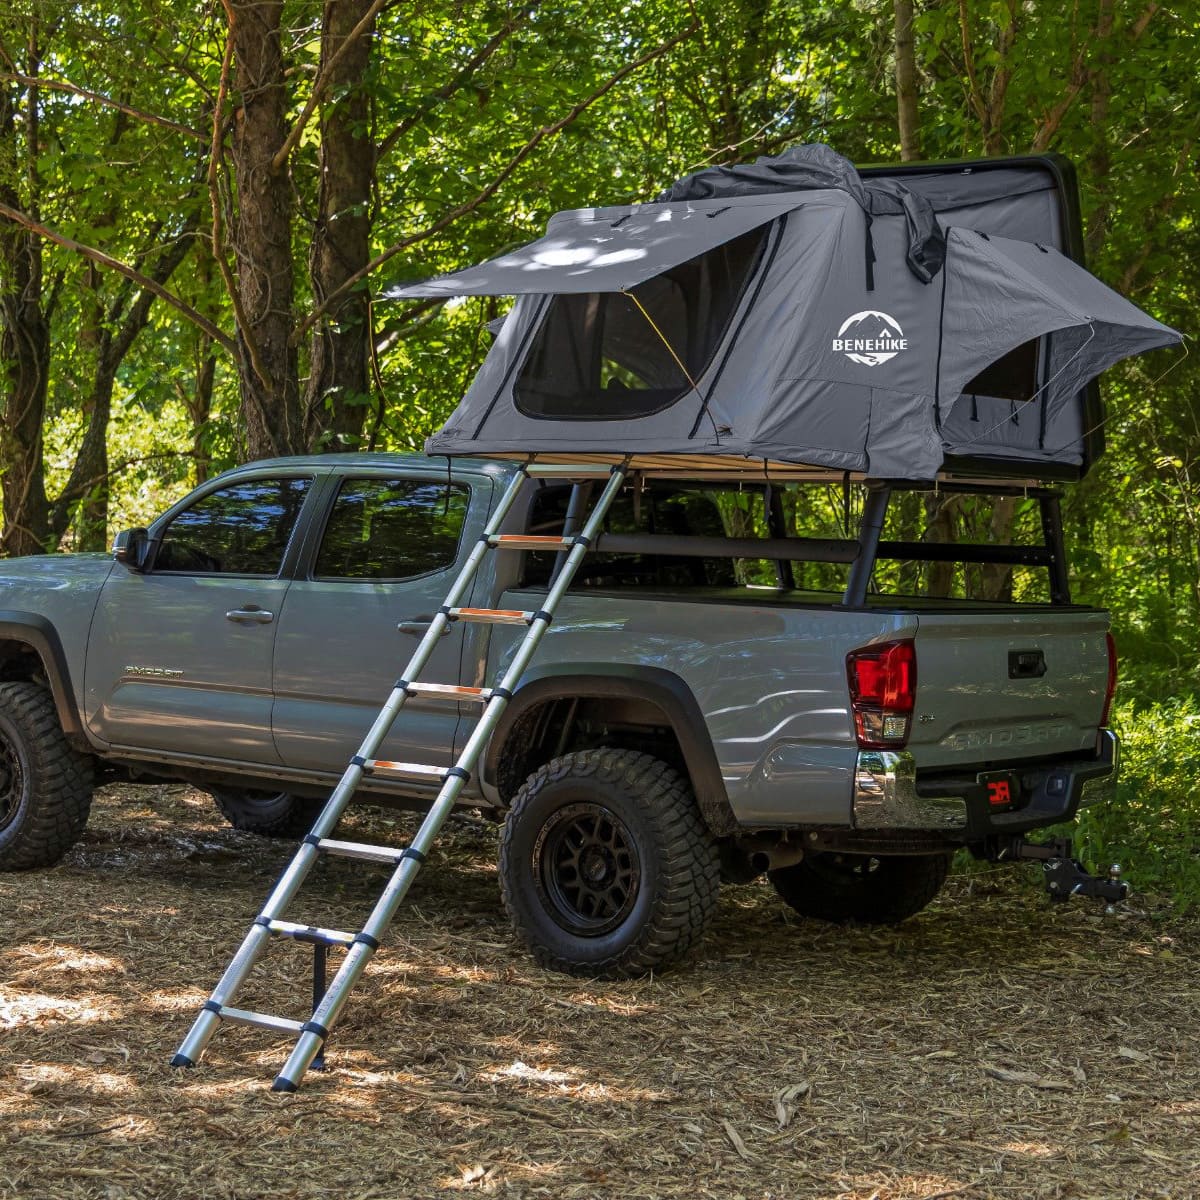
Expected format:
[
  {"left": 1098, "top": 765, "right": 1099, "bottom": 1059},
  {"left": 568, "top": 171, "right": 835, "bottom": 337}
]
[
  {"left": 852, "top": 729, "right": 1120, "bottom": 832},
  {"left": 852, "top": 751, "right": 968, "bottom": 831}
]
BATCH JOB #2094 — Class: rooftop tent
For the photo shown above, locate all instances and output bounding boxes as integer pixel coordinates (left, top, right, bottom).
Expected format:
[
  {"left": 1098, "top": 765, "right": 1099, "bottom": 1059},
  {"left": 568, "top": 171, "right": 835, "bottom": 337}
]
[{"left": 393, "top": 145, "right": 1180, "bottom": 481}]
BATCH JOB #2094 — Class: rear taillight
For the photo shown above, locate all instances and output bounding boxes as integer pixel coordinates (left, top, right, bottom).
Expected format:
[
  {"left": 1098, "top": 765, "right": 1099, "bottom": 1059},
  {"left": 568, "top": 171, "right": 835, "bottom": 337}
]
[
  {"left": 1100, "top": 631, "right": 1118, "bottom": 726},
  {"left": 847, "top": 639, "right": 916, "bottom": 749}
]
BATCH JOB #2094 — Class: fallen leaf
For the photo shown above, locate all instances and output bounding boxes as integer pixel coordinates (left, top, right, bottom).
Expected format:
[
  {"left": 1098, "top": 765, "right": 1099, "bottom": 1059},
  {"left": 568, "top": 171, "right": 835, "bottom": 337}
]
[
  {"left": 984, "top": 1064, "right": 1073, "bottom": 1091},
  {"left": 722, "top": 1119, "right": 754, "bottom": 1161},
  {"left": 1117, "top": 1046, "right": 1151, "bottom": 1063},
  {"left": 774, "top": 1082, "right": 811, "bottom": 1129},
  {"left": 460, "top": 1164, "right": 486, "bottom": 1184}
]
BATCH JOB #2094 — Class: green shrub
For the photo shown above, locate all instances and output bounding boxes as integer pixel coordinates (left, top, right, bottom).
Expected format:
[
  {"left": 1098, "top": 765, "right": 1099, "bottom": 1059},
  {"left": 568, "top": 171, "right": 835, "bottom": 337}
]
[{"left": 1070, "top": 698, "right": 1200, "bottom": 910}]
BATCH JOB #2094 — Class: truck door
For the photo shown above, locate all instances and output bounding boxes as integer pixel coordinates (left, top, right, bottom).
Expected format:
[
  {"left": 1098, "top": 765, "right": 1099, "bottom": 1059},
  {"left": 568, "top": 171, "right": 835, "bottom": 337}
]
[
  {"left": 270, "top": 471, "right": 488, "bottom": 775},
  {"left": 84, "top": 474, "right": 316, "bottom": 762}
]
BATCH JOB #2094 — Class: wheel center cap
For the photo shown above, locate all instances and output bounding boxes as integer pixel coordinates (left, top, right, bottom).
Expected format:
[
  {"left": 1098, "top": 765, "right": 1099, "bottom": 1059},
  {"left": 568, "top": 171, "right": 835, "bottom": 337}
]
[{"left": 581, "top": 848, "right": 609, "bottom": 883}]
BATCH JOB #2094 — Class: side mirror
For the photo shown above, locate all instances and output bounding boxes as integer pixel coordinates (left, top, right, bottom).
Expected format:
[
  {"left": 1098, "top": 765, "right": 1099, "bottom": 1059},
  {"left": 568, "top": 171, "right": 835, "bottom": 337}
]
[{"left": 112, "top": 528, "right": 150, "bottom": 573}]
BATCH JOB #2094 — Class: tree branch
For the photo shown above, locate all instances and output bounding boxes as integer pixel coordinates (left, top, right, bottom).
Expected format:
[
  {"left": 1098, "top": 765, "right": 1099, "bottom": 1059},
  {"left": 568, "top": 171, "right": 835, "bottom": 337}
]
[
  {"left": 956, "top": 0, "right": 989, "bottom": 128},
  {"left": 0, "top": 71, "right": 205, "bottom": 139},
  {"left": 0, "top": 201, "right": 235, "bottom": 352},
  {"left": 271, "top": 0, "right": 388, "bottom": 172},
  {"left": 293, "top": 18, "right": 700, "bottom": 344},
  {"left": 376, "top": 4, "right": 539, "bottom": 161}
]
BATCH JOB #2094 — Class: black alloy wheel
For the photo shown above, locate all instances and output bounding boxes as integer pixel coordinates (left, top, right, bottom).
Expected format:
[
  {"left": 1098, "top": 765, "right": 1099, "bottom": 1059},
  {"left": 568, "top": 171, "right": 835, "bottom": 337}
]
[
  {"left": 533, "top": 801, "right": 642, "bottom": 937},
  {"left": 0, "top": 728, "right": 25, "bottom": 836}
]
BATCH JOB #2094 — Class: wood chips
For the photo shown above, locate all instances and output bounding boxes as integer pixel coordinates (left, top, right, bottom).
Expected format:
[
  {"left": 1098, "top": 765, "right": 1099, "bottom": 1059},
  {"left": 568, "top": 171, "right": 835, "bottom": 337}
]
[{"left": 1, "top": 784, "right": 1196, "bottom": 1199}]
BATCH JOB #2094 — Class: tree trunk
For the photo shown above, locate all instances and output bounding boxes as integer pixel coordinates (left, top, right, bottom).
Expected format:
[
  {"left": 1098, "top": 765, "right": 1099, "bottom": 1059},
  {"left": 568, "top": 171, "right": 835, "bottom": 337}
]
[
  {"left": 303, "top": 0, "right": 376, "bottom": 451},
  {"left": 0, "top": 222, "right": 50, "bottom": 556},
  {"left": 49, "top": 223, "right": 196, "bottom": 548},
  {"left": 0, "top": 71, "right": 50, "bottom": 557},
  {"left": 228, "top": 0, "right": 302, "bottom": 459},
  {"left": 893, "top": 0, "right": 921, "bottom": 161},
  {"left": 189, "top": 342, "right": 217, "bottom": 484}
]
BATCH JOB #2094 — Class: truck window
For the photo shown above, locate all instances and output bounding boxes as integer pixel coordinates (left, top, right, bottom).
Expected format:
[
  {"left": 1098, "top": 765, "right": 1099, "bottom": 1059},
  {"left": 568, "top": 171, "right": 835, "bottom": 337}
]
[
  {"left": 313, "top": 478, "right": 468, "bottom": 580},
  {"left": 154, "top": 478, "right": 312, "bottom": 576}
]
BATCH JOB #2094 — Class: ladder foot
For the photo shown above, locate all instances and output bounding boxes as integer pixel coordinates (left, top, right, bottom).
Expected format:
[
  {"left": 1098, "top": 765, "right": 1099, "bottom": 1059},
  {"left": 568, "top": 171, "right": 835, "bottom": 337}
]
[
  {"left": 170, "top": 1053, "right": 196, "bottom": 1069},
  {"left": 271, "top": 1075, "right": 299, "bottom": 1093}
]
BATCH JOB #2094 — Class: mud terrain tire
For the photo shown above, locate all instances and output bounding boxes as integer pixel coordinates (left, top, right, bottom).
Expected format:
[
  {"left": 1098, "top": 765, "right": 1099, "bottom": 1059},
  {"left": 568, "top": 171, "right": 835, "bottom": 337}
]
[
  {"left": 500, "top": 749, "right": 719, "bottom": 978},
  {"left": 0, "top": 681, "right": 94, "bottom": 871},
  {"left": 769, "top": 851, "right": 952, "bottom": 925},
  {"left": 209, "top": 788, "right": 324, "bottom": 839}
]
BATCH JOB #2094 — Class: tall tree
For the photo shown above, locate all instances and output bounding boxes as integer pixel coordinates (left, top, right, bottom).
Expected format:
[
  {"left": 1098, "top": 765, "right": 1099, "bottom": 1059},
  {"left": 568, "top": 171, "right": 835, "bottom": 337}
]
[
  {"left": 302, "top": 0, "right": 377, "bottom": 450},
  {"left": 221, "top": 0, "right": 302, "bottom": 459},
  {"left": 0, "top": 63, "right": 50, "bottom": 556}
]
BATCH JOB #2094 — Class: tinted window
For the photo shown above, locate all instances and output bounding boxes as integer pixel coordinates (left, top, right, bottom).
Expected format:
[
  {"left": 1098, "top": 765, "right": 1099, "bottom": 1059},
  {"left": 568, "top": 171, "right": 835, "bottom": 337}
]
[
  {"left": 314, "top": 478, "right": 468, "bottom": 580},
  {"left": 155, "top": 478, "right": 311, "bottom": 575},
  {"left": 513, "top": 227, "right": 767, "bottom": 420}
]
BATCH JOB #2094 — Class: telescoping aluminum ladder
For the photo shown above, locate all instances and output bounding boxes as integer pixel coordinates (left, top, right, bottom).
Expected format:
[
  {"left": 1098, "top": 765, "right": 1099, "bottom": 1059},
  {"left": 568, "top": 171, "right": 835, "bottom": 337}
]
[{"left": 172, "top": 459, "right": 629, "bottom": 1091}]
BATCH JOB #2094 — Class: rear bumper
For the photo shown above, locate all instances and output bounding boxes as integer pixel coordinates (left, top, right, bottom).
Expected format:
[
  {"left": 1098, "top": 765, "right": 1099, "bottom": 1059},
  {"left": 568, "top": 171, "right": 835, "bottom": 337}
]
[{"left": 852, "top": 729, "right": 1119, "bottom": 836}]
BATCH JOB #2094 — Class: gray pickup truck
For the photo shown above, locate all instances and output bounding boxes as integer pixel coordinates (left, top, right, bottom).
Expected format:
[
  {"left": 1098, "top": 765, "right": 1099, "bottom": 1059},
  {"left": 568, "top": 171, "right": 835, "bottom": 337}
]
[{"left": 0, "top": 452, "right": 1120, "bottom": 975}]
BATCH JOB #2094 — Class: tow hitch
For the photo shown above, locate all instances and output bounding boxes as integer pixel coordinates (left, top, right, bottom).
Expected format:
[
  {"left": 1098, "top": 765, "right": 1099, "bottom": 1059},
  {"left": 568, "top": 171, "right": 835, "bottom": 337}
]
[{"left": 993, "top": 837, "right": 1129, "bottom": 911}]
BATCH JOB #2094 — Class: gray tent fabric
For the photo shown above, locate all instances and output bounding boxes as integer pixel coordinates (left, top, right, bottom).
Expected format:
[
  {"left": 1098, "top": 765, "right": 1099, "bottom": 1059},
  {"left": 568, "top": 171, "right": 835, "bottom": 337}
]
[
  {"left": 414, "top": 150, "right": 1181, "bottom": 481},
  {"left": 937, "top": 228, "right": 1176, "bottom": 421},
  {"left": 387, "top": 196, "right": 806, "bottom": 300},
  {"left": 661, "top": 143, "right": 946, "bottom": 284}
]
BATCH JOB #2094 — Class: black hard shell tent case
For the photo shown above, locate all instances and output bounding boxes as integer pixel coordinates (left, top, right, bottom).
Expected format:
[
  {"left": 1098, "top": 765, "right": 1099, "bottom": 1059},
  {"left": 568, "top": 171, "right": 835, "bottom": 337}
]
[{"left": 860, "top": 153, "right": 1101, "bottom": 478}]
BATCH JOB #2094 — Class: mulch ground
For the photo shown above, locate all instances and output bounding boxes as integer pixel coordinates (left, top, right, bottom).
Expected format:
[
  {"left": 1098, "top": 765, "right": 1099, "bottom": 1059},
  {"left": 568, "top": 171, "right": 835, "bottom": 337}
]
[{"left": 1, "top": 783, "right": 1196, "bottom": 1200}]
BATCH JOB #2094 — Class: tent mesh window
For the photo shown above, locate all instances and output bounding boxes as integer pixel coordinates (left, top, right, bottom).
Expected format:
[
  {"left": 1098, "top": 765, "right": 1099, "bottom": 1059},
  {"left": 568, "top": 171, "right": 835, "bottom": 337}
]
[{"left": 512, "top": 227, "right": 769, "bottom": 421}]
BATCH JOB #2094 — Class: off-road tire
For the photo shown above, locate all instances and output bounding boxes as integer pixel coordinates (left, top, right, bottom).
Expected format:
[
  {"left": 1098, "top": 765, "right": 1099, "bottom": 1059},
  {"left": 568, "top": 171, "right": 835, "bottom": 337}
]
[
  {"left": 0, "top": 681, "right": 94, "bottom": 871},
  {"left": 209, "top": 788, "right": 324, "bottom": 839},
  {"left": 499, "top": 749, "right": 720, "bottom": 978},
  {"left": 768, "top": 851, "right": 952, "bottom": 925}
]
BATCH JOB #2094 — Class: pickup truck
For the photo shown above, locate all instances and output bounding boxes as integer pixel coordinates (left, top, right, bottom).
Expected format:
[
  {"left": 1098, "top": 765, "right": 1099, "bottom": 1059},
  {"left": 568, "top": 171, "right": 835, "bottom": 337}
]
[{"left": 0, "top": 452, "right": 1121, "bottom": 976}]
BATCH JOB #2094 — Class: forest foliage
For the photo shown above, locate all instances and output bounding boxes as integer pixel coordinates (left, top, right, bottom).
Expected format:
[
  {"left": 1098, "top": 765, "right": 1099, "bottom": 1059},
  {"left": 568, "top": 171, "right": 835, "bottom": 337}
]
[{"left": 0, "top": 2, "right": 1196, "bottom": 888}]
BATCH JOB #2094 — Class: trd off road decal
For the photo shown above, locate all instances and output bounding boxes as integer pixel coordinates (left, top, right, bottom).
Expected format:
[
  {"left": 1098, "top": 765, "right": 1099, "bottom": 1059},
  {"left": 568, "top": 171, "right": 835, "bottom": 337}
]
[{"left": 831, "top": 310, "right": 909, "bottom": 366}]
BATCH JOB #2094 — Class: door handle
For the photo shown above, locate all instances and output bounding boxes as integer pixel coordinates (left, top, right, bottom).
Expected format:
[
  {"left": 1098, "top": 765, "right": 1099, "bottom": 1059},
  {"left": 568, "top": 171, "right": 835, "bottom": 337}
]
[
  {"left": 398, "top": 615, "right": 451, "bottom": 637},
  {"left": 226, "top": 607, "right": 274, "bottom": 624}
]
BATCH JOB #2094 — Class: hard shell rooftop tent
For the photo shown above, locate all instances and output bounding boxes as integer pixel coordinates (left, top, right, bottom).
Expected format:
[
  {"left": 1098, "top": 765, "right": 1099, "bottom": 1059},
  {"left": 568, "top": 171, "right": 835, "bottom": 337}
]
[{"left": 392, "top": 145, "right": 1180, "bottom": 482}]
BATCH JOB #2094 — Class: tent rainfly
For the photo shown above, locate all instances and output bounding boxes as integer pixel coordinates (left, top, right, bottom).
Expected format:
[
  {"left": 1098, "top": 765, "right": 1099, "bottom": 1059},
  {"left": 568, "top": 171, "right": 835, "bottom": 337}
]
[{"left": 391, "top": 145, "right": 1181, "bottom": 481}]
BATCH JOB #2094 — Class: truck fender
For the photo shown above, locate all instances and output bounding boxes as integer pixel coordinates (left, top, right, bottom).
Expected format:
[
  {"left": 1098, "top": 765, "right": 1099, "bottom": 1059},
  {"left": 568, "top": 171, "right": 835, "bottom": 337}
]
[
  {"left": 0, "top": 611, "right": 86, "bottom": 742},
  {"left": 483, "top": 662, "right": 738, "bottom": 837}
]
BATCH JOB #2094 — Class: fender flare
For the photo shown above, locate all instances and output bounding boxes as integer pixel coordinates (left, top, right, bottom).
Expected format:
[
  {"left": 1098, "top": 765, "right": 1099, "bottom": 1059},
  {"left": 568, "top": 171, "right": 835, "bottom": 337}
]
[
  {"left": 483, "top": 662, "right": 737, "bottom": 837},
  {"left": 0, "top": 611, "right": 85, "bottom": 741}
]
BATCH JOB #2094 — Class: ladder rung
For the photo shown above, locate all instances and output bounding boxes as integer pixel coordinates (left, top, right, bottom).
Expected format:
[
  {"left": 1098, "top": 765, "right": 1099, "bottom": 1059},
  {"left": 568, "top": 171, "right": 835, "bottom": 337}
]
[
  {"left": 363, "top": 759, "right": 446, "bottom": 780},
  {"left": 487, "top": 534, "right": 574, "bottom": 550},
  {"left": 404, "top": 682, "right": 490, "bottom": 703},
  {"left": 317, "top": 838, "right": 408, "bottom": 866},
  {"left": 219, "top": 1007, "right": 306, "bottom": 1036},
  {"left": 267, "top": 919, "right": 357, "bottom": 948},
  {"left": 447, "top": 607, "right": 532, "bottom": 625}
]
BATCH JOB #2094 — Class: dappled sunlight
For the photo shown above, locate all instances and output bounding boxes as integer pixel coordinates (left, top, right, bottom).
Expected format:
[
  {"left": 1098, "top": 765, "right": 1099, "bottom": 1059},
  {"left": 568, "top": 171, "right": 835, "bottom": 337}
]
[
  {"left": 138, "top": 987, "right": 210, "bottom": 1014},
  {"left": 4, "top": 942, "right": 128, "bottom": 981},
  {"left": 0, "top": 986, "right": 123, "bottom": 1030},
  {"left": 1, "top": 781, "right": 1197, "bottom": 1199},
  {"left": 16, "top": 1062, "right": 138, "bottom": 1100}
]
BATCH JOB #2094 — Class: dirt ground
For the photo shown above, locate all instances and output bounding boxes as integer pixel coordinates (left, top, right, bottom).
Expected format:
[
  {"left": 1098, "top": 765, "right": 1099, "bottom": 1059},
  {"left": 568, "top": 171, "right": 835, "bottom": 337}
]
[{"left": 1, "top": 784, "right": 1196, "bottom": 1200}]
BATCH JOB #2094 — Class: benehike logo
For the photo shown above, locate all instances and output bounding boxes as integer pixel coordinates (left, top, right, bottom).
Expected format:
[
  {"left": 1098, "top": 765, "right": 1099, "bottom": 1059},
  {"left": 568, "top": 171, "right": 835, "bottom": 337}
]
[{"left": 832, "top": 310, "right": 908, "bottom": 366}]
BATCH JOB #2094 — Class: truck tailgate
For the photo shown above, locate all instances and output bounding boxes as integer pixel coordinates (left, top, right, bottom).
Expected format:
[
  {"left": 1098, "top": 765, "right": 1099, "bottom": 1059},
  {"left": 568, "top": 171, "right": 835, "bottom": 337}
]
[{"left": 909, "top": 610, "right": 1109, "bottom": 769}]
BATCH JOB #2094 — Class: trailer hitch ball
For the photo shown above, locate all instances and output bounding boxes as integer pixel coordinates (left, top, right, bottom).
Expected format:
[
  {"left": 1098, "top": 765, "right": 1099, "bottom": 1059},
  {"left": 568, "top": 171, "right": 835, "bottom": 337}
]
[{"left": 994, "top": 837, "right": 1129, "bottom": 909}]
